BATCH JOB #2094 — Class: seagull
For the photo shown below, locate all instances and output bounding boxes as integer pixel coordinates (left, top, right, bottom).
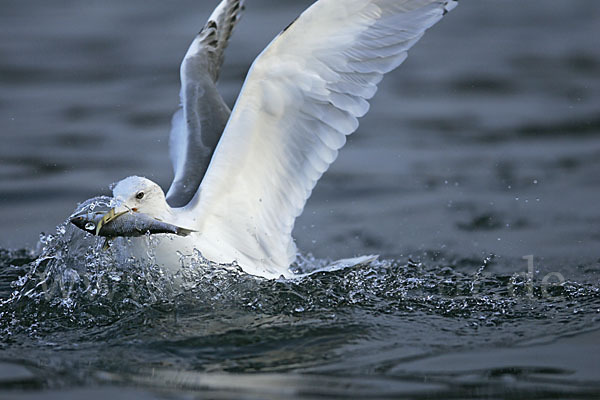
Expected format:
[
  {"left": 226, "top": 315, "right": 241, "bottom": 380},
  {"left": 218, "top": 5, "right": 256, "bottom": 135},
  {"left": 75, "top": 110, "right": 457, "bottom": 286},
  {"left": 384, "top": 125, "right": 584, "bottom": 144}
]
[{"left": 85, "top": 0, "right": 458, "bottom": 279}]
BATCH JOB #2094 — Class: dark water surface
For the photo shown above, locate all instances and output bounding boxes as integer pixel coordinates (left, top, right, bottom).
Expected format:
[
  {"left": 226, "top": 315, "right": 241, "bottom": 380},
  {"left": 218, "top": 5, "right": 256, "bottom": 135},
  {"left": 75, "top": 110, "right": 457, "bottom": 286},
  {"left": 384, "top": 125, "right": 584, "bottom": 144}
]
[{"left": 1, "top": 0, "right": 600, "bottom": 398}]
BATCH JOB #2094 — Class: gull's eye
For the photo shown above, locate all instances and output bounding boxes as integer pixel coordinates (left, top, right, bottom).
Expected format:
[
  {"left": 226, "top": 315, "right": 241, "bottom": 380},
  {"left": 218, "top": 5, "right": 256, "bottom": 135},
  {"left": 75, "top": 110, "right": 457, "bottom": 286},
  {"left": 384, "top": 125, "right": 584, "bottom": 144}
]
[{"left": 135, "top": 191, "right": 145, "bottom": 200}]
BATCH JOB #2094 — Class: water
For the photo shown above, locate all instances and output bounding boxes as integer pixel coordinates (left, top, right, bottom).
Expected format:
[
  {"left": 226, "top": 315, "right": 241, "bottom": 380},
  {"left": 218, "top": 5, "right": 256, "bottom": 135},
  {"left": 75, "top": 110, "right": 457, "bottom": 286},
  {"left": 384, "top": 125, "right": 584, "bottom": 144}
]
[
  {"left": 2, "top": 229, "right": 600, "bottom": 398},
  {"left": 1, "top": 0, "right": 600, "bottom": 398}
]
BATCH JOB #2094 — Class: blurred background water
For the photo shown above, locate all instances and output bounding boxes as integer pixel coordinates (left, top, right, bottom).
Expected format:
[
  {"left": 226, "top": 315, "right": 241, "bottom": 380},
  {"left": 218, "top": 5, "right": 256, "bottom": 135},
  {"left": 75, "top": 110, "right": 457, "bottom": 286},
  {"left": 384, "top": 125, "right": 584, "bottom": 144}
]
[{"left": 1, "top": 0, "right": 599, "bottom": 398}]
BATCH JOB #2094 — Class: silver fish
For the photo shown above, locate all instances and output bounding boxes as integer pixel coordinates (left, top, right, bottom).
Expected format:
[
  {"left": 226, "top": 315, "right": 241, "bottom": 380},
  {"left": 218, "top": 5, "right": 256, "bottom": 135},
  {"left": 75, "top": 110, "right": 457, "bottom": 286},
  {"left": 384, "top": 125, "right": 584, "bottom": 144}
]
[{"left": 70, "top": 210, "right": 195, "bottom": 238}]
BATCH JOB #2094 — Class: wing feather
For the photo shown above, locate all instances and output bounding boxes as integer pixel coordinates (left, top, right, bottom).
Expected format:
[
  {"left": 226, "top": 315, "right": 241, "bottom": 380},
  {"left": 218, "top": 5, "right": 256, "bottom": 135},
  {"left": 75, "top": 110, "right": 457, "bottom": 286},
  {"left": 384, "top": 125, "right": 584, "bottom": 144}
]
[
  {"left": 166, "top": 0, "right": 244, "bottom": 208},
  {"left": 192, "top": 0, "right": 457, "bottom": 278}
]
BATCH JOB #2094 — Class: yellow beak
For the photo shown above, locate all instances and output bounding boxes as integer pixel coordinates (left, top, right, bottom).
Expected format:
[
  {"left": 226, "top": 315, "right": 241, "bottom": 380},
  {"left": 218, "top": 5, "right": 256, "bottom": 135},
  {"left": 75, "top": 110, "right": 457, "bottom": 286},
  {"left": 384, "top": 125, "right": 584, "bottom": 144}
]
[{"left": 95, "top": 207, "right": 129, "bottom": 236}]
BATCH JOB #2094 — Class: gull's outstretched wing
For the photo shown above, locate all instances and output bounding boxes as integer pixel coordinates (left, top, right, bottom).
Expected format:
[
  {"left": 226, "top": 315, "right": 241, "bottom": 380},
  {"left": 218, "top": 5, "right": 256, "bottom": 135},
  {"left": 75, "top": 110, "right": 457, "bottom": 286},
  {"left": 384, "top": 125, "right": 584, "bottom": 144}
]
[
  {"left": 166, "top": 0, "right": 244, "bottom": 208},
  {"left": 193, "top": 0, "right": 458, "bottom": 278}
]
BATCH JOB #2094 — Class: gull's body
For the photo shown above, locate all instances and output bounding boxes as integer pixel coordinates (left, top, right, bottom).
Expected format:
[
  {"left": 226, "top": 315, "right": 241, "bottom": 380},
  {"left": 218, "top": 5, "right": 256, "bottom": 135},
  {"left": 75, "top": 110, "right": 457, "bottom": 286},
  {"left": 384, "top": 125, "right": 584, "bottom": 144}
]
[{"left": 98, "top": 0, "right": 458, "bottom": 279}]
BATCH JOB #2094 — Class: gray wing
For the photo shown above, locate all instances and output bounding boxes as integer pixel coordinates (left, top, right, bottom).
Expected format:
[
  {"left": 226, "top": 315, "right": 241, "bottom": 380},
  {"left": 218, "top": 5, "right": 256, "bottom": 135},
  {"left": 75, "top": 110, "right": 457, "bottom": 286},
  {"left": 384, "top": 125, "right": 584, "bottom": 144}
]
[{"left": 166, "top": 0, "right": 244, "bottom": 208}]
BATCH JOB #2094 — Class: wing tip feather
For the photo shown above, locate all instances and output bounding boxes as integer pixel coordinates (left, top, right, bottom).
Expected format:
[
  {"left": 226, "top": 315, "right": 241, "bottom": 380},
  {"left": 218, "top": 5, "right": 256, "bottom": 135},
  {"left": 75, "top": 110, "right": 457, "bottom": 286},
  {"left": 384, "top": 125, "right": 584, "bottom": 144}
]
[{"left": 443, "top": 0, "right": 459, "bottom": 16}]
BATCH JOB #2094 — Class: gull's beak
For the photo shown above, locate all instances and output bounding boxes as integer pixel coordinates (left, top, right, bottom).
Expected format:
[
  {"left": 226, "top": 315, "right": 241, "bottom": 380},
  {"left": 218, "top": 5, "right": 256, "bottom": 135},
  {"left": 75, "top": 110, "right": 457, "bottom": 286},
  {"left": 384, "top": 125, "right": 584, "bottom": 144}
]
[{"left": 94, "top": 206, "right": 129, "bottom": 235}]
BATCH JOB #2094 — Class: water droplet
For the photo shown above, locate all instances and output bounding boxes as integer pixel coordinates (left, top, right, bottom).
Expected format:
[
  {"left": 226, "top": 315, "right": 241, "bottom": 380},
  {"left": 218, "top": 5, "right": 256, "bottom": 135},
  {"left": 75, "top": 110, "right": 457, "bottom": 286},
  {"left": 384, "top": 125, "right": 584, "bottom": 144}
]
[
  {"left": 108, "top": 272, "right": 122, "bottom": 282},
  {"left": 85, "top": 222, "right": 95, "bottom": 231}
]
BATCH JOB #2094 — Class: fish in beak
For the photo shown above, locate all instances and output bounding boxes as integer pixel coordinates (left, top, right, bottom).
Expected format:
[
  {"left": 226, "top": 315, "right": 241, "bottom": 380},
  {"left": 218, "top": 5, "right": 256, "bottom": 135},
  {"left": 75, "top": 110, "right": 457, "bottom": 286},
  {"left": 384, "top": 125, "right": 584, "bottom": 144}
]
[
  {"left": 70, "top": 207, "right": 127, "bottom": 236},
  {"left": 94, "top": 207, "right": 129, "bottom": 235},
  {"left": 69, "top": 207, "right": 195, "bottom": 239}
]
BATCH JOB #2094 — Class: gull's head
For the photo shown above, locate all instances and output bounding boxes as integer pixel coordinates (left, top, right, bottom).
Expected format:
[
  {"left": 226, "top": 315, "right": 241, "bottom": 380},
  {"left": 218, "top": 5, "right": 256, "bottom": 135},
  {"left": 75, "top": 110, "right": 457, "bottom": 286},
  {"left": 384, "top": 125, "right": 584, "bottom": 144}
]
[{"left": 112, "top": 176, "right": 168, "bottom": 217}]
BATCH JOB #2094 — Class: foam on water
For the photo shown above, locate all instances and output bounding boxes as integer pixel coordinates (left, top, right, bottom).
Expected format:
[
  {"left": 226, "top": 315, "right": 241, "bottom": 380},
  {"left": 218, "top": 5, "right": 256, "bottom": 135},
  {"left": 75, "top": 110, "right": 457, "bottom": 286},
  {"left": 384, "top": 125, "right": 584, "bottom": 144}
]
[
  {"left": 1, "top": 260, "right": 600, "bottom": 397},
  {"left": 1, "top": 198, "right": 600, "bottom": 397},
  {"left": 1, "top": 209, "right": 599, "bottom": 341}
]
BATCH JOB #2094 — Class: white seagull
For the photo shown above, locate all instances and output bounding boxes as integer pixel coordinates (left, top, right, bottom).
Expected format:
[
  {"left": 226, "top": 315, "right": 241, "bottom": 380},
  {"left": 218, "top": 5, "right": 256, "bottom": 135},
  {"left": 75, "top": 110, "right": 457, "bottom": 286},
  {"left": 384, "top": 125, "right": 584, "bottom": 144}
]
[{"left": 89, "top": 0, "right": 458, "bottom": 279}]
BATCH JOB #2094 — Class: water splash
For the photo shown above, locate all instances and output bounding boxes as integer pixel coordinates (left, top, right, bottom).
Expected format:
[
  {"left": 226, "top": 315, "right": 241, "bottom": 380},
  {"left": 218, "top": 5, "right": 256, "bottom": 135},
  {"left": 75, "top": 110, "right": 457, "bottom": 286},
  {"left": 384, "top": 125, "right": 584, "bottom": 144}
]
[{"left": 1, "top": 200, "right": 599, "bottom": 364}]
